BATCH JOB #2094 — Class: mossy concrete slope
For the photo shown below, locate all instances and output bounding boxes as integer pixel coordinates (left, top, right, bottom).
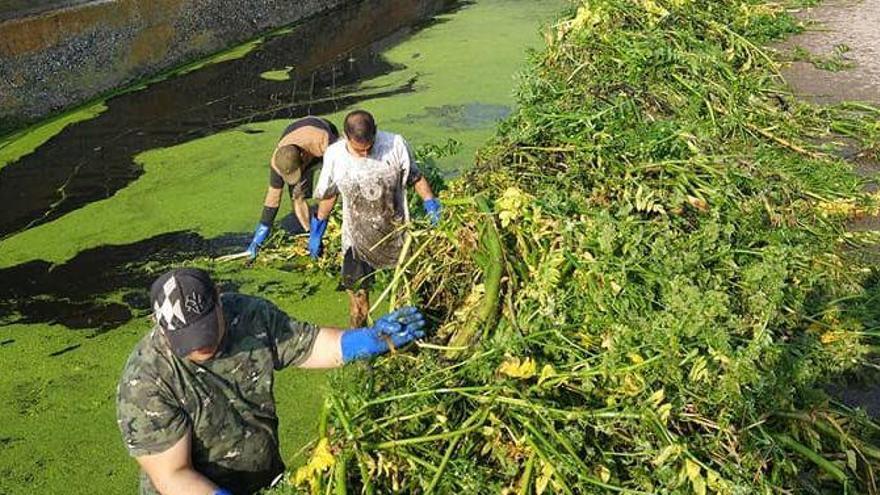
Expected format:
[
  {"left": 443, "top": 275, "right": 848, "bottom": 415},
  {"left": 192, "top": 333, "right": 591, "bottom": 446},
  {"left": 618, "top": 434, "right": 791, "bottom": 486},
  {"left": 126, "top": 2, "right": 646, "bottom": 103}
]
[{"left": 0, "top": 0, "right": 347, "bottom": 128}]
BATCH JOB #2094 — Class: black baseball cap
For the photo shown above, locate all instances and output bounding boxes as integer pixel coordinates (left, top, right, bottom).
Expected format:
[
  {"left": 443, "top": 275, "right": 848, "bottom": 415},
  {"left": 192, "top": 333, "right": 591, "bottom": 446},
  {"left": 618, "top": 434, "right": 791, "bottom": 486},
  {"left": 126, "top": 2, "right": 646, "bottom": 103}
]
[{"left": 150, "top": 268, "right": 221, "bottom": 357}]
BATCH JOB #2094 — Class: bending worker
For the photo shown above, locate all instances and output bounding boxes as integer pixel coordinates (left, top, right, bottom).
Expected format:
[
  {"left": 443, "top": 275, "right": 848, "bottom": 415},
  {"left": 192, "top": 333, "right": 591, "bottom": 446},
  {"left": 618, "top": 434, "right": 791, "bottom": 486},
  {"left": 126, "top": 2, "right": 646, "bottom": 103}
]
[
  {"left": 116, "top": 267, "right": 424, "bottom": 495},
  {"left": 245, "top": 116, "right": 339, "bottom": 258},
  {"left": 309, "top": 110, "right": 441, "bottom": 327}
]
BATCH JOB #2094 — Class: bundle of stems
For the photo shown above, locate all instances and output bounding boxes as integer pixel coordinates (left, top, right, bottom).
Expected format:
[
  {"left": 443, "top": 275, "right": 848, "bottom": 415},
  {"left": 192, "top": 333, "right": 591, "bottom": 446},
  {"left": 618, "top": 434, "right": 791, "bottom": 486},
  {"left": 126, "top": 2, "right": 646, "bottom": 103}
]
[{"left": 281, "top": 1, "right": 880, "bottom": 493}]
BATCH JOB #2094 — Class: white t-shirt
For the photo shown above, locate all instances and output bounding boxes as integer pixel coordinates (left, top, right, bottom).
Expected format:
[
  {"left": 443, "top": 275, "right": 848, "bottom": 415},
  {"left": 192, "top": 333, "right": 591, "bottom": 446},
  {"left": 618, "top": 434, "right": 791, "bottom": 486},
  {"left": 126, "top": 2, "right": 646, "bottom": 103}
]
[{"left": 314, "top": 131, "right": 422, "bottom": 268}]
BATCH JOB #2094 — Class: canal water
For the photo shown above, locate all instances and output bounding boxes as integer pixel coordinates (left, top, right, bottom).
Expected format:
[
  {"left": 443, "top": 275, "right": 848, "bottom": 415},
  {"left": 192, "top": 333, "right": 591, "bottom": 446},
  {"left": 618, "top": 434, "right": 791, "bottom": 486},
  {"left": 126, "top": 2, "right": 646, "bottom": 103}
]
[{"left": 0, "top": 0, "right": 566, "bottom": 493}]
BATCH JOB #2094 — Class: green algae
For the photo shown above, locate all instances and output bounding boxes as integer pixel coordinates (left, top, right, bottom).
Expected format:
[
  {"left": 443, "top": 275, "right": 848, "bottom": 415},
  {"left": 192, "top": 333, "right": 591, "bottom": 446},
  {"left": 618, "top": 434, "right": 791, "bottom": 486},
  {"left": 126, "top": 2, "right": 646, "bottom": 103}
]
[
  {"left": 0, "top": 101, "right": 107, "bottom": 172},
  {"left": 0, "top": 2, "right": 567, "bottom": 493},
  {"left": 0, "top": 0, "right": 565, "bottom": 268},
  {"left": 260, "top": 66, "right": 295, "bottom": 81}
]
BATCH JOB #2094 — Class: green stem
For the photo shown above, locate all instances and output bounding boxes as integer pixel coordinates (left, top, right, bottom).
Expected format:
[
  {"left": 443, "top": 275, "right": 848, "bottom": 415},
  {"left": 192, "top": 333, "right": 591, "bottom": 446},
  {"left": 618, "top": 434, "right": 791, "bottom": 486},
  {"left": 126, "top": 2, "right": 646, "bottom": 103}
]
[
  {"left": 334, "top": 451, "right": 348, "bottom": 495},
  {"left": 517, "top": 451, "right": 536, "bottom": 495},
  {"left": 775, "top": 412, "right": 880, "bottom": 461},
  {"left": 773, "top": 433, "right": 849, "bottom": 485},
  {"left": 426, "top": 409, "right": 488, "bottom": 492},
  {"left": 373, "top": 425, "right": 482, "bottom": 449},
  {"left": 359, "top": 386, "right": 498, "bottom": 410},
  {"left": 446, "top": 195, "right": 504, "bottom": 358}
]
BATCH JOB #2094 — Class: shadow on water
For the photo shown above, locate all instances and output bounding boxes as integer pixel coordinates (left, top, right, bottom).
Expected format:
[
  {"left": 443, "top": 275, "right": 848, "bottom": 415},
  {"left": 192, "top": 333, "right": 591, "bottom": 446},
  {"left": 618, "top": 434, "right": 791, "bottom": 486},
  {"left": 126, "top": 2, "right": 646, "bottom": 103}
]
[
  {"left": 0, "top": 0, "right": 463, "bottom": 238},
  {"left": 0, "top": 230, "right": 246, "bottom": 332},
  {"left": 0, "top": 213, "right": 314, "bottom": 333}
]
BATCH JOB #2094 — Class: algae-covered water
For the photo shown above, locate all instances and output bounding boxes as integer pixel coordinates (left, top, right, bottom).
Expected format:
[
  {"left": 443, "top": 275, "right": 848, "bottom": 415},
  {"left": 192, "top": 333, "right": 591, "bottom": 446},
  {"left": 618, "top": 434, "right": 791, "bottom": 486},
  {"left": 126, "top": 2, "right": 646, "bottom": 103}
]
[{"left": 0, "top": 0, "right": 565, "bottom": 493}]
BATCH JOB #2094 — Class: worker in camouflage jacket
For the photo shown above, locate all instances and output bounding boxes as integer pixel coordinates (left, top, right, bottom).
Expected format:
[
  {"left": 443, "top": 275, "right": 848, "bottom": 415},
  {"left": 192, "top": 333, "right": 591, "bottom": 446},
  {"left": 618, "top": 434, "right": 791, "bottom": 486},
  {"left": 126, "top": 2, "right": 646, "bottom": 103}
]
[{"left": 116, "top": 267, "right": 425, "bottom": 495}]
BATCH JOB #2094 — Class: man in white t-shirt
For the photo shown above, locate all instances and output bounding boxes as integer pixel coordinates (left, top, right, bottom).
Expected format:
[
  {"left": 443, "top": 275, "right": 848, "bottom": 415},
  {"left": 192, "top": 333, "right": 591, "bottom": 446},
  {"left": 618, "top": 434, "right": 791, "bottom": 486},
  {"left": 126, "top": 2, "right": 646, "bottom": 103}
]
[{"left": 310, "top": 110, "right": 441, "bottom": 327}]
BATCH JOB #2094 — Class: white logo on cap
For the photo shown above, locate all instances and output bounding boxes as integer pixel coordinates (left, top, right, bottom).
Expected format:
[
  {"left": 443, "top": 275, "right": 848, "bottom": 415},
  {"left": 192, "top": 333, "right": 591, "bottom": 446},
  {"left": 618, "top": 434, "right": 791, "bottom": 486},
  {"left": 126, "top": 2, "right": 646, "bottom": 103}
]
[
  {"left": 185, "top": 292, "right": 206, "bottom": 315},
  {"left": 153, "top": 276, "right": 187, "bottom": 331}
]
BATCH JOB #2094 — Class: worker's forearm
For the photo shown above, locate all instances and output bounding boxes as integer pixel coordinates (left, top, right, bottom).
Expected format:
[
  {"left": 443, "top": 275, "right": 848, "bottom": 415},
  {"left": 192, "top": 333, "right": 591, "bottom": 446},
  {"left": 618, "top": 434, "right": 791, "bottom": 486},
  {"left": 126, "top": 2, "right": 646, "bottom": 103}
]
[
  {"left": 151, "top": 467, "right": 217, "bottom": 495},
  {"left": 316, "top": 196, "right": 337, "bottom": 220},
  {"left": 263, "top": 187, "right": 284, "bottom": 208},
  {"left": 298, "top": 327, "right": 344, "bottom": 368},
  {"left": 293, "top": 198, "right": 311, "bottom": 232},
  {"left": 413, "top": 177, "right": 435, "bottom": 201}
]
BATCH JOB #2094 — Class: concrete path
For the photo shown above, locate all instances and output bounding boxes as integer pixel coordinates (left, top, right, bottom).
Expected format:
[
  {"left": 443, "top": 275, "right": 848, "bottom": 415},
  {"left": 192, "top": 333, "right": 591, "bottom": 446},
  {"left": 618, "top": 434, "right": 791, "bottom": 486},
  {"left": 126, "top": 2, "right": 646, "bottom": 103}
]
[
  {"left": 780, "top": 0, "right": 880, "bottom": 416},
  {"left": 779, "top": 0, "right": 880, "bottom": 105}
]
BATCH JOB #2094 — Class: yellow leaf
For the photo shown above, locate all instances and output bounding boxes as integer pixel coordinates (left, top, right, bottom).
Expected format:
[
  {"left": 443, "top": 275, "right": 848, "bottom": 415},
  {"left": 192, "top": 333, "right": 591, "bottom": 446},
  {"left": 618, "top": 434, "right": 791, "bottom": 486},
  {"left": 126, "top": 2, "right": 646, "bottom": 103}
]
[
  {"left": 535, "top": 462, "right": 554, "bottom": 495},
  {"left": 684, "top": 459, "right": 706, "bottom": 495},
  {"left": 647, "top": 388, "right": 665, "bottom": 407},
  {"left": 688, "top": 356, "right": 708, "bottom": 382},
  {"left": 610, "top": 280, "right": 622, "bottom": 295},
  {"left": 293, "top": 437, "right": 335, "bottom": 486},
  {"left": 643, "top": 0, "right": 669, "bottom": 17},
  {"left": 685, "top": 458, "right": 700, "bottom": 479},
  {"left": 657, "top": 403, "right": 673, "bottom": 423},
  {"left": 622, "top": 374, "right": 644, "bottom": 396},
  {"left": 571, "top": 4, "right": 604, "bottom": 31},
  {"left": 628, "top": 353, "right": 644, "bottom": 365},
  {"left": 499, "top": 357, "right": 537, "bottom": 379},
  {"left": 652, "top": 444, "right": 680, "bottom": 466},
  {"left": 847, "top": 449, "right": 858, "bottom": 472},
  {"left": 538, "top": 364, "right": 557, "bottom": 385},
  {"left": 496, "top": 187, "right": 533, "bottom": 228},
  {"left": 597, "top": 465, "right": 611, "bottom": 483},
  {"left": 687, "top": 195, "right": 709, "bottom": 212},
  {"left": 706, "top": 469, "right": 731, "bottom": 494}
]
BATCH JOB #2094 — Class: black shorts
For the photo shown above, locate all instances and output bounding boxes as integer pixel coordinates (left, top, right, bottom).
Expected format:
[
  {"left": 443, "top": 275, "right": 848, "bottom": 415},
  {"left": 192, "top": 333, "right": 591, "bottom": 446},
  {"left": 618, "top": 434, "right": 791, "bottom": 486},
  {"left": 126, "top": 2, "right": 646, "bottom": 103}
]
[{"left": 342, "top": 248, "right": 375, "bottom": 290}]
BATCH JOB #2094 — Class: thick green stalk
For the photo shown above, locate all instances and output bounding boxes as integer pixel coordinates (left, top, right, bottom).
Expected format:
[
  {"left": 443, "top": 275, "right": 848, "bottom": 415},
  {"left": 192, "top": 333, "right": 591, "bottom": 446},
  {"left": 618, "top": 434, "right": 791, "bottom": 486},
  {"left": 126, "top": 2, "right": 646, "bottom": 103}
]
[
  {"left": 446, "top": 195, "right": 504, "bottom": 358},
  {"left": 773, "top": 433, "right": 849, "bottom": 485}
]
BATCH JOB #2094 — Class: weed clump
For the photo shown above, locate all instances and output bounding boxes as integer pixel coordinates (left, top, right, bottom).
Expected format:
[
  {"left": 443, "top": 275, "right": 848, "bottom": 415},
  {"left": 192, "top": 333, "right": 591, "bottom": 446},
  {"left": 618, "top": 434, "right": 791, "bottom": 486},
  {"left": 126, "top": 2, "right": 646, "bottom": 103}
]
[{"left": 286, "top": 1, "right": 880, "bottom": 493}]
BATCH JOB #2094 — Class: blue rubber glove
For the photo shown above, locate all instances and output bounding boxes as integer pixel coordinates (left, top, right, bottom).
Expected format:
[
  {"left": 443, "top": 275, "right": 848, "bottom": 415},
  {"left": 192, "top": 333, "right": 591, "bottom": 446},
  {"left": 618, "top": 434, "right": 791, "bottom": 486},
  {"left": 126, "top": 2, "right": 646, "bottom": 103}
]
[
  {"left": 213, "top": 489, "right": 233, "bottom": 495},
  {"left": 246, "top": 223, "right": 271, "bottom": 259},
  {"left": 423, "top": 198, "right": 441, "bottom": 226},
  {"left": 341, "top": 306, "right": 426, "bottom": 362},
  {"left": 308, "top": 216, "right": 328, "bottom": 259}
]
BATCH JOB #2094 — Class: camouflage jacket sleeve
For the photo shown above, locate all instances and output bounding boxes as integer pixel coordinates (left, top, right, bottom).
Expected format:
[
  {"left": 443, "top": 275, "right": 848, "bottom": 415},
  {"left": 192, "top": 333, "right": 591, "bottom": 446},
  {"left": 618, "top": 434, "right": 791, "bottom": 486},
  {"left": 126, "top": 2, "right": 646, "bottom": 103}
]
[
  {"left": 116, "top": 344, "right": 188, "bottom": 457},
  {"left": 260, "top": 298, "right": 320, "bottom": 370}
]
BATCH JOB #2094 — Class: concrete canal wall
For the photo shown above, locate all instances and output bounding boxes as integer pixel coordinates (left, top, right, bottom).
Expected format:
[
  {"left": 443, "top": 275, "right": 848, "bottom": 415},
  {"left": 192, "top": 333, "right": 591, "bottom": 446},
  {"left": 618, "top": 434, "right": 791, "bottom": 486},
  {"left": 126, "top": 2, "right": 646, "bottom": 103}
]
[{"left": 0, "top": 0, "right": 349, "bottom": 129}]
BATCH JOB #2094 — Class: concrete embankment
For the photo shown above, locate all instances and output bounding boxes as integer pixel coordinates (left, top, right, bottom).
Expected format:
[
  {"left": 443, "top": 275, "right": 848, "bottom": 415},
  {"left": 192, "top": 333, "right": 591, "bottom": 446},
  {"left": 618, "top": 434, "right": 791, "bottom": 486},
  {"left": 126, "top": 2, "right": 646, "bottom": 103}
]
[{"left": 0, "top": 0, "right": 348, "bottom": 129}]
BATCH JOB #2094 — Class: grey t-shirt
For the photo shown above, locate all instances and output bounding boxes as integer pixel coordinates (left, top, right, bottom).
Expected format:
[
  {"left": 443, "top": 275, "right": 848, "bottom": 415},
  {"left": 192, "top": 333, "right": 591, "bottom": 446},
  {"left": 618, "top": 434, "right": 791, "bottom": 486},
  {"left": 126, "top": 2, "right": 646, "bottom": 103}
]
[
  {"left": 116, "top": 293, "right": 319, "bottom": 495},
  {"left": 314, "top": 130, "right": 423, "bottom": 268}
]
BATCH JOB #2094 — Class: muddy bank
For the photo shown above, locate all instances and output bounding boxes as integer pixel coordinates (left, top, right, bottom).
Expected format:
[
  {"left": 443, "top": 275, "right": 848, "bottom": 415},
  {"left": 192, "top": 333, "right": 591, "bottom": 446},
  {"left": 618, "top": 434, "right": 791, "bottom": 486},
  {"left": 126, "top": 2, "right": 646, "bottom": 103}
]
[
  {"left": 0, "top": 0, "right": 351, "bottom": 127},
  {"left": 0, "top": 0, "right": 458, "bottom": 238},
  {"left": 779, "top": 0, "right": 880, "bottom": 105}
]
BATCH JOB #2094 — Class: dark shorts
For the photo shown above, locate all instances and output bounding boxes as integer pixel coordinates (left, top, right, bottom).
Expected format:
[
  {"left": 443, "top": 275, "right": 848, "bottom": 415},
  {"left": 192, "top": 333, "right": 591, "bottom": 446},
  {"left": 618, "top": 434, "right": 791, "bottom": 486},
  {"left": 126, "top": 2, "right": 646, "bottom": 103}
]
[{"left": 342, "top": 248, "right": 375, "bottom": 290}]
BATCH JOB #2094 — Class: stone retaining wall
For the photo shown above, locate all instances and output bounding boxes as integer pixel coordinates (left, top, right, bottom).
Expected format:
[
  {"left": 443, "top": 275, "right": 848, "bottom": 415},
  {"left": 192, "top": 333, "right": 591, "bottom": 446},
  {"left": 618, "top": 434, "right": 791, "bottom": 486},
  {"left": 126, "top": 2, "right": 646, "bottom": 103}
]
[{"left": 0, "top": 0, "right": 349, "bottom": 129}]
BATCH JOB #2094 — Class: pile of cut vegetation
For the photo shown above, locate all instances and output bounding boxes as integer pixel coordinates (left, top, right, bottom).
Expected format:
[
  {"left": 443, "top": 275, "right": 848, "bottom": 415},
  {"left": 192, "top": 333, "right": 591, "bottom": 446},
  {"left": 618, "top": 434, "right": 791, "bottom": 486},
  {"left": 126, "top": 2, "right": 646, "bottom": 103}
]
[{"left": 283, "top": 0, "right": 880, "bottom": 493}]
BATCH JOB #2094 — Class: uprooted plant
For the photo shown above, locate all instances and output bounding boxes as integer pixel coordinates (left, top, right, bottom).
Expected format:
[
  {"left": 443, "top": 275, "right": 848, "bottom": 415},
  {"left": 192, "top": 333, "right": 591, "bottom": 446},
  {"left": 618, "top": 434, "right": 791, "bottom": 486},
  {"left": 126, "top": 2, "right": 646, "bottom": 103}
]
[{"left": 277, "top": 1, "right": 880, "bottom": 493}]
